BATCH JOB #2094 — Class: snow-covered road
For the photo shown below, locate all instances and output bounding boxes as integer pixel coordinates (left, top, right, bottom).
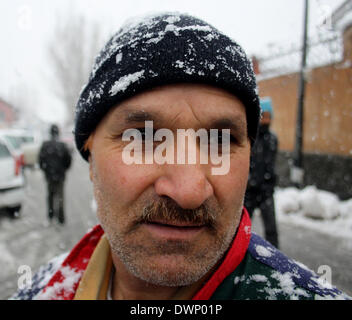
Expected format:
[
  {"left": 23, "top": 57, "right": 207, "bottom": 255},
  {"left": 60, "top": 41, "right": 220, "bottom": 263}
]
[
  {"left": 0, "top": 152, "right": 97, "bottom": 299},
  {"left": 0, "top": 151, "right": 351, "bottom": 299}
]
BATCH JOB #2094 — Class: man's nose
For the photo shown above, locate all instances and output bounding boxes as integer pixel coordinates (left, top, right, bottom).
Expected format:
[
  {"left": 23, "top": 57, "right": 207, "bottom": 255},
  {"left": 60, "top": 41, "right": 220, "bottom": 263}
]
[{"left": 154, "top": 164, "right": 214, "bottom": 210}]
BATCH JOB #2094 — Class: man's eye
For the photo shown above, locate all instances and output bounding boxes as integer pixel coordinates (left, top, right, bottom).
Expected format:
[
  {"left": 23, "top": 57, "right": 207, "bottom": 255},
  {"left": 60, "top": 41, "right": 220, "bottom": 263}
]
[{"left": 136, "top": 128, "right": 155, "bottom": 142}]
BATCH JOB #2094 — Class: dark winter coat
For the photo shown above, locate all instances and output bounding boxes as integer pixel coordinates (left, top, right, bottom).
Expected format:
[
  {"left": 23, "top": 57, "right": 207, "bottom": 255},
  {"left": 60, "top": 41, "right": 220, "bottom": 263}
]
[
  {"left": 39, "top": 139, "right": 72, "bottom": 183},
  {"left": 247, "top": 125, "right": 278, "bottom": 193}
]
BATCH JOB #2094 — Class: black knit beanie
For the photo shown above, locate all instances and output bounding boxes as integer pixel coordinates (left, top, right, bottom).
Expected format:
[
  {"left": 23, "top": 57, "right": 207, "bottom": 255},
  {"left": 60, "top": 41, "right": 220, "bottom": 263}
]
[{"left": 75, "top": 12, "right": 260, "bottom": 160}]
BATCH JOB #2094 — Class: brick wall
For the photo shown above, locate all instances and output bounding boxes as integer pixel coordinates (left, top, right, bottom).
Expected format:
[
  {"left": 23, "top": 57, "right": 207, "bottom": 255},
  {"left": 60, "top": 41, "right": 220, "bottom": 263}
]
[{"left": 257, "top": 25, "right": 352, "bottom": 157}]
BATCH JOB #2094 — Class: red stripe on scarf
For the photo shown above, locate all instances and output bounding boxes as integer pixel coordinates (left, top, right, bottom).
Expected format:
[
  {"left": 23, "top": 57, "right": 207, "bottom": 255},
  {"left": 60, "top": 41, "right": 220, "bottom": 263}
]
[{"left": 192, "top": 208, "right": 251, "bottom": 300}]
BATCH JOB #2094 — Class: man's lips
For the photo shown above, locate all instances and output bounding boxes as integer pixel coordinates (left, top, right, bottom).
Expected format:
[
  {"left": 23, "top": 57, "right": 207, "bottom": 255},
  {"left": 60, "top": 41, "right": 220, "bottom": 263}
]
[
  {"left": 146, "top": 219, "right": 205, "bottom": 228},
  {"left": 141, "top": 219, "right": 206, "bottom": 240}
]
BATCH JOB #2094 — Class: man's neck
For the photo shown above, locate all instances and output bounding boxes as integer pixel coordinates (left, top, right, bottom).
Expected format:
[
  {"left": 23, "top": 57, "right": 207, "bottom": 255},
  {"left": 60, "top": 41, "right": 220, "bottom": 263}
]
[{"left": 110, "top": 255, "right": 215, "bottom": 300}]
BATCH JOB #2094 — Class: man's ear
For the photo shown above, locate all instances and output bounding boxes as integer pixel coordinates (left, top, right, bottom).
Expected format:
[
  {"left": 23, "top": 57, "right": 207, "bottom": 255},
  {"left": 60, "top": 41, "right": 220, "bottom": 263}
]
[{"left": 84, "top": 135, "right": 94, "bottom": 181}]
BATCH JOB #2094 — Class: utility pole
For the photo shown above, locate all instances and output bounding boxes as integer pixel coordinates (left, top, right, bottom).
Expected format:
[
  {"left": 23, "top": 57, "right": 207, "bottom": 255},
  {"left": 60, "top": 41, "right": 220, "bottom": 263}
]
[{"left": 291, "top": 0, "right": 309, "bottom": 187}]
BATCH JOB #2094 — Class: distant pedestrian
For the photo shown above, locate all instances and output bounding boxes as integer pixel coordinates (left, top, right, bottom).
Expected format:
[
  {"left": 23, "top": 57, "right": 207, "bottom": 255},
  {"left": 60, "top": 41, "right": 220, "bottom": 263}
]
[
  {"left": 39, "top": 124, "right": 72, "bottom": 225},
  {"left": 245, "top": 97, "right": 279, "bottom": 248}
]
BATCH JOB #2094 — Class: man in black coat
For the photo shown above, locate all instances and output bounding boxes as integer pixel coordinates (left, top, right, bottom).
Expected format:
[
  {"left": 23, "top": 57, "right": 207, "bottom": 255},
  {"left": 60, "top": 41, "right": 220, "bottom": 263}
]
[
  {"left": 39, "top": 124, "right": 72, "bottom": 224},
  {"left": 245, "top": 98, "right": 279, "bottom": 248}
]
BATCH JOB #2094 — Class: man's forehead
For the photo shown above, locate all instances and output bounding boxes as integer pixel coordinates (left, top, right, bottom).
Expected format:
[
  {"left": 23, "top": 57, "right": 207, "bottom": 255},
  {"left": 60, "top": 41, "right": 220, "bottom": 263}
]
[
  {"left": 110, "top": 106, "right": 245, "bottom": 126},
  {"left": 106, "top": 84, "right": 247, "bottom": 125},
  {"left": 105, "top": 107, "right": 247, "bottom": 134}
]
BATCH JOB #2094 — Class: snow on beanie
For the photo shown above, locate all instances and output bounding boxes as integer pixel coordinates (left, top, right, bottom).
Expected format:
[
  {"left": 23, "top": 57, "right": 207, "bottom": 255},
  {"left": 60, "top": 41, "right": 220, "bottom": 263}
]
[{"left": 74, "top": 12, "right": 260, "bottom": 161}]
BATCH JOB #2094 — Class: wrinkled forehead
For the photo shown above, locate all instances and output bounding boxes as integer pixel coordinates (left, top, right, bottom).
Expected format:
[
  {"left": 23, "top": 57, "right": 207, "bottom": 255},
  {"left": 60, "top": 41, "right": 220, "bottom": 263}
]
[{"left": 100, "top": 83, "right": 248, "bottom": 130}]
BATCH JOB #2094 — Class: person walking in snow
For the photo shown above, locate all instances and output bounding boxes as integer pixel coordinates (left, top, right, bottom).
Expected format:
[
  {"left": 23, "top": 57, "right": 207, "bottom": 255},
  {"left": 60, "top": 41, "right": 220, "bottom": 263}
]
[
  {"left": 39, "top": 124, "right": 72, "bottom": 225},
  {"left": 245, "top": 97, "right": 279, "bottom": 248}
]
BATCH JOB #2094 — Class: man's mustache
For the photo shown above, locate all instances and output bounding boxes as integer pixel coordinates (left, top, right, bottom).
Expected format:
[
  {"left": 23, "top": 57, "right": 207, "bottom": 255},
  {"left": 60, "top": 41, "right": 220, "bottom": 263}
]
[{"left": 137, "top": 196, "right": 219, "bottom": 228}]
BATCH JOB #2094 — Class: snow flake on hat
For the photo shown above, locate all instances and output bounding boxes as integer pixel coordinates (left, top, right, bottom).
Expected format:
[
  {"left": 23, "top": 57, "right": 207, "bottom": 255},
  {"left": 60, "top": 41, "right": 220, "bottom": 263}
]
[
  {"left": 174, "top": 60, "right": 197, "bottom": 75},
  {"left": 175, "top": 60, "right": 185, "bottom": 68},
  {"left": 225, "top": 45, "right": 246, "bottom": 59},
  {"left": 115, "top": 52, "right": 123, "bottom": 64},
  {"left": 164, "top": 15, "right": 181, "bottom": 24},
  {"left": 109, "top": 70, "right": 145, "bottom": 96},
  {"left": 86, "top": 81, "right": 106, "bottom": 105},
  {"left": 203, "top": 32, "right": 218, "bottom": 42},
  {"left": 207, "top": 63, "right": 215, "bottom": 70},
  {"left": 145, "top": 23, "right": 214, "bottom": 45}
]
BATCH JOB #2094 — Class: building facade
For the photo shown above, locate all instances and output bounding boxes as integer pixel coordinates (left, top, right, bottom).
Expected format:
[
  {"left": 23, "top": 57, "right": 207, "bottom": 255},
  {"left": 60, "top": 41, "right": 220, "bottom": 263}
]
[{"left": 254, "top": 2, "right": 352, "bottom": 199}]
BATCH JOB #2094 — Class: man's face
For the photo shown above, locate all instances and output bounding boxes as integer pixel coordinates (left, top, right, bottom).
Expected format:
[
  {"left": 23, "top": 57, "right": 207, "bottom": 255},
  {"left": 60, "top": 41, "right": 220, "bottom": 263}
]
[
  {"left": 260, "top": 111, "right": 271, "bottom": 126},
  {"left": 88, "top": 83, "right": 251, "bottom": 287}
]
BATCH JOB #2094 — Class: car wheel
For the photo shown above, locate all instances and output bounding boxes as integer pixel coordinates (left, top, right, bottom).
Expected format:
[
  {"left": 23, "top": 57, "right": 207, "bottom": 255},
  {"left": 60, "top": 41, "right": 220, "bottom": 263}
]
[{"left": 8, "top": 205, "right": 22, "bottom": 219}]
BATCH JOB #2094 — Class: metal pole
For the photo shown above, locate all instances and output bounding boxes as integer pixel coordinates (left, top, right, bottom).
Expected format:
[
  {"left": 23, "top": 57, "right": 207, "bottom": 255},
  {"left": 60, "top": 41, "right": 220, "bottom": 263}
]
[{"left": 291, "top": 0, "right": 309, "bottom": 186}]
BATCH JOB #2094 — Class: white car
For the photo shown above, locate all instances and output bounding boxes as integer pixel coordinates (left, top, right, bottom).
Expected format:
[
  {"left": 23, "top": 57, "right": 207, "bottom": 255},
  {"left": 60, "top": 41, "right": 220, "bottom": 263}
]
[
  {"left": 0, "top": 134, "right": 25, "bottom": 217},
  {"left": 0, "top": 129, "right": 41, "bottom": 167}
]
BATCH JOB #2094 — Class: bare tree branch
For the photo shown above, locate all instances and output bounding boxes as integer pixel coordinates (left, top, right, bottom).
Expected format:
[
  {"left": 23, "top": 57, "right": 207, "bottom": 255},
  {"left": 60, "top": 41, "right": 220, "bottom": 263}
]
[{"left": 47, "top": 13, "right": 104, "bottom": 126}]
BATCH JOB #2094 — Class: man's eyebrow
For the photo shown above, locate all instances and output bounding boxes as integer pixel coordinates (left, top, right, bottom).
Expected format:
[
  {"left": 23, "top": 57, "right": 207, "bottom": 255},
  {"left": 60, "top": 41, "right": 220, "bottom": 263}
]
[
  {"left": 110, "top": 109, "right": 163, "bottom": 126},
  {"left": 125, "top": 110, "right": 158, "bottom": 123},
  {"left": 110, "top": 109, "right": 247, "bottom": 134},
  {"left": 210, "top": 117, "right": 247, "bottom": 134}
]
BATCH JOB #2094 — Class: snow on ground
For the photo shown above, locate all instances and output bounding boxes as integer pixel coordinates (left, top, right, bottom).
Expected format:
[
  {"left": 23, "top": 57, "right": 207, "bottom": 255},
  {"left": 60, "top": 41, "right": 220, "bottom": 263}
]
[{"left": 275, "top": 186, "right": 352, "bottom": 240}]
